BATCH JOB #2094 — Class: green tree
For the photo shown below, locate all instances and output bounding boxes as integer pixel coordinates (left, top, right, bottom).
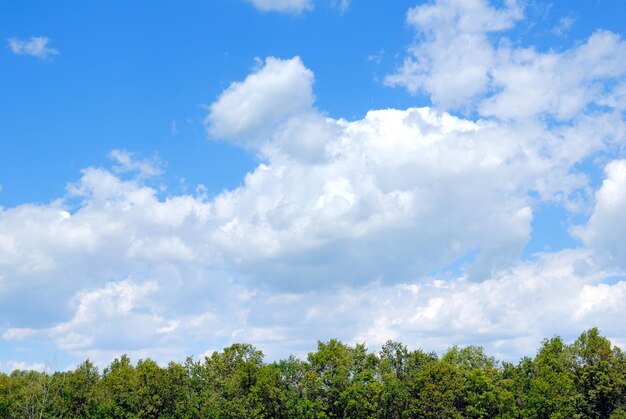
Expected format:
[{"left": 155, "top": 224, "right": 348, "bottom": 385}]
[
  {"left": 250, "top": 363, "right": 287, "bottom": 418},
  {"left": 570, "top": 328, "right": 626, "bottom": 418},
  {"left": 5, "top": 368, "right": 63, "bottom": 419},
  {"left": 277, "top": 355, "right": 326, "bottom": 418},
  {"left": 405, "top": 357, "right": 464, "bottom": 418},
  {"left": 200, "top": 343, "right": 265, "bottom": 417},
  {"left": 98, "top": 354, "right": 140, "bottom": 418},
  {"left": 164, "top": 360, "right": 195, "bottom": 418},
  {"left": 520, "top": 336, "right": 577, "bottom": 418},
  {"left": 50, "top": 360, "right": 99, "bottom": 417},
  {"left": 0, "top": 372, "right": 15, "bottom": 418},
  {"left": 379, "top": 341, "right": 411, "bottom": 418},
  {"left": 444, "top": 345, "right": 516, "bottom": 418},
  {"left": 135, "top": 358, "right": 168, "bottom": 418},
  {"left": 306, "top": 339, "right": 359, "bottom": 417},
  {"left": 341, "top": 344, "right": 382, "bottom": 418}
]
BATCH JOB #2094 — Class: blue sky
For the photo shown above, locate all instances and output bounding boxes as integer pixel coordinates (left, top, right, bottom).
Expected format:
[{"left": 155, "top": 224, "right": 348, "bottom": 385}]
[{"left": 1, "top": 0, "right": 626, "bottom": 371}]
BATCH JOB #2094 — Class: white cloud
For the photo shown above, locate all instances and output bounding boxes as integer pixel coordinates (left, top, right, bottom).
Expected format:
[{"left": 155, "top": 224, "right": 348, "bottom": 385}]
[
  {"left": 3, "top": 2, "right": 626, "bottom": 369},
  {"left": 480, "top": 30, "right": 626, "bottom": 120},
  {"left": 2, "top": 327, "right": 36, "bottom": 341},
  {"left": 0, "top": 165, "right": 216, "bottom": 333},
  {"left": 386, "top": 0, "right": 626, "bottom": 121},
  {"left": 553, "top": 16, "right": 575, "bottom": 37},
  {"left": 385, "top": 0, "right": 523, "bottom": 109},
  {"left": 7, "top": 280, "right": 164, "bottom": 353},
  {"left": 575, "top": 160, "right": 626, "bottom": 272},
  {"left": 207, "top": 249, "right": 625, "bottom": 362},
  {"left": 3, "top": 244, "right": 626, "bottom": 365},
  {"left": 206, "top": 57, "right": 315, "bottom": 148},
  {"left": 210, "top": 106, "right": 546, "bottom": 285},
  {"left": 109, "top": 149, "right": 162, "bottom": 177},
  {"left": 249, "top": 0, "right": 313, "bottom": 14},
  {"left": 205, "top": 54, "right": 624, "bottom": 285},
  {"left": 0, "top": 361, "right": 46, "bottom": 373},
  {"left": 331, "top": 0, "right": 350, "bottom": 14},
  {"left": 0, "top": 108, "right": 625, "bottom": 365},
  {"left": 7, "top": 36, "right": 58, "bottom": 59},
  {"left": 598, "top": 82, "right": 626, "bottom": 111}
]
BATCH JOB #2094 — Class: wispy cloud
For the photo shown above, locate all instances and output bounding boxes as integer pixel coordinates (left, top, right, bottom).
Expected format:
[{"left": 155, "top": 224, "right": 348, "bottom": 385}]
[
  {"left": 331, "top": 0, "right": 350, "bottom": 14},
  {"left": 249, "top": 0, "right": 313, "bottom": 14},
  {"left": 7, "top": 36, "right": 58, "bottom": 59},
  {"left": 109, "top": 149, "right": 163, "bottom": 178},
  {"left": 553, "top": 16, "right": 576, "bottom": 37},
  {"left": 248, "top": 0, "right": 348, "bottom": 15}
]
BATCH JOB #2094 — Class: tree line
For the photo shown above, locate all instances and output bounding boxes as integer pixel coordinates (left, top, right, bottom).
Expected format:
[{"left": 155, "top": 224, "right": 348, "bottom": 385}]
[{"left": 1, "top": 328, "right": 625, "bottom": 418}]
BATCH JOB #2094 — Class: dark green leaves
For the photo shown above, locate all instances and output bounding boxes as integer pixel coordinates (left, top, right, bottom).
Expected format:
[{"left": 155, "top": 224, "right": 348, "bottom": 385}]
[{"left": 1, "top": 328, "right": 625, "bottom": 418}]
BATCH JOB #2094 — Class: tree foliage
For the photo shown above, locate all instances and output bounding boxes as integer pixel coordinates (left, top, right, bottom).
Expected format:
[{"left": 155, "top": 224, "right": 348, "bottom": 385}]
[{"left": 1, "top": 328, "right": 625, "bottom": 418}]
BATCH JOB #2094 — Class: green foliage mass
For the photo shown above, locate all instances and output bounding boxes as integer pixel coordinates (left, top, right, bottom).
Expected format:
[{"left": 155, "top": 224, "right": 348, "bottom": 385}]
[{"left": 1, "top": 328, "right": 625, "bottom": 418}]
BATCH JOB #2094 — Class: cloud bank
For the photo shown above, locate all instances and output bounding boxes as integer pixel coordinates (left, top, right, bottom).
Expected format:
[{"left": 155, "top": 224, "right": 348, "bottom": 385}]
[{"left": 2, "top": 0, "right": 626, "bottom": 370}]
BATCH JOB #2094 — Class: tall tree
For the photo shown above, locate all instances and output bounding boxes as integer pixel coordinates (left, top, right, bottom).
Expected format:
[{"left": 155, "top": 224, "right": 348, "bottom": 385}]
[{"left": 570, "top": 328, "right": 626, "bottom": 418}]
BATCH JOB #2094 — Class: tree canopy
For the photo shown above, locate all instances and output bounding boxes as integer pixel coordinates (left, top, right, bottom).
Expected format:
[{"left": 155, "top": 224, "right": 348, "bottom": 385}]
[{"left": 1, "top": 328, "right": 625, "bottom": 418}]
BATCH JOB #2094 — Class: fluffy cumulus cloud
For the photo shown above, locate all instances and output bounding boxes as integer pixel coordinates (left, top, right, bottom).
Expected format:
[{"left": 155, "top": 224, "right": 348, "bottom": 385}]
[
  {"left": 385, "top": 0, "right": 523, "bottom": 109},
  {"left": 481, "top": 30, "right": 626, "bottom": 120},
  {"left": 249, "top": 0, "right": 313, "bottom": 14},
  {"left": 2, "top": 0, "right": 626, "bottom": 370},
  {"left": 207, "top": 57, "right": 315, "bottom": 148},
  {"left": 205, "top": 55, "right": 624, "bottom": 287},
  {"left": 575, "top": 160, "right": 626, "bottom": 271},
  {"left": 7, "top": 36, "right": 58, "bottom": 59},
  {"left": 386, "top": 0, "right": 626, "bottom": 120},
  {"left": 0, "top": 164, "right": 249, "bottom": 366}
]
